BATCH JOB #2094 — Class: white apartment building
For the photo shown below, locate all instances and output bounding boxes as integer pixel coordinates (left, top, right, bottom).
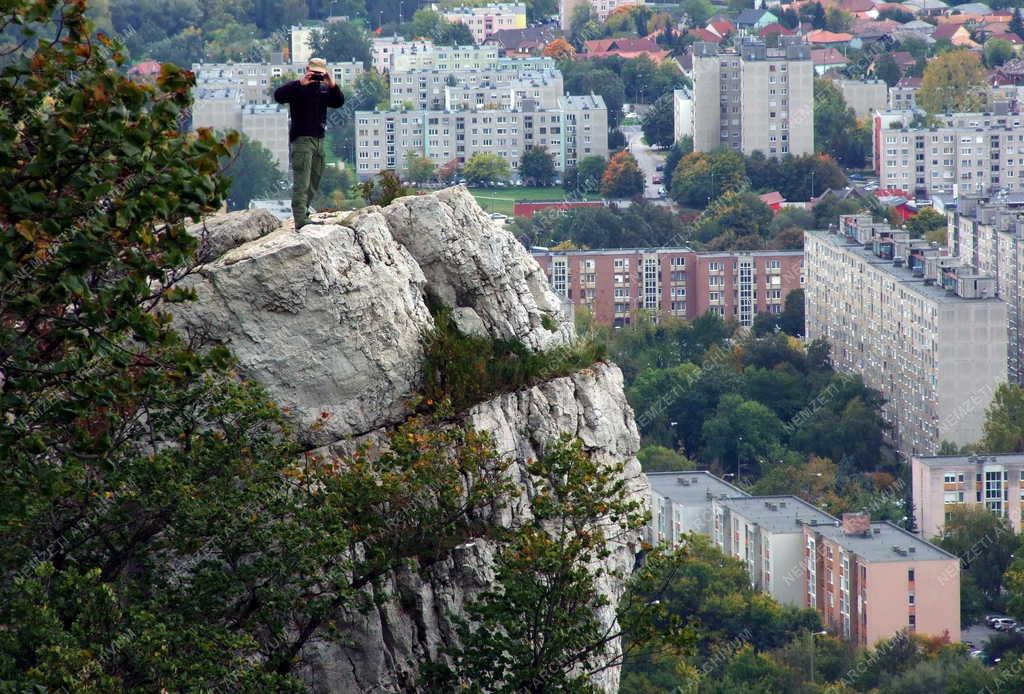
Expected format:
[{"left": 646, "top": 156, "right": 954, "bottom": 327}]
[
  {"left": 290, "top": 23, "right": 325, "bottom": 64},
  {"left": 191, "top": 90, "right": 290, "bottom": 173},
  {"left": 371, "top": 36, "right": 434, "bottom": 73},
  {"left": 390, "top": 67, "right": 563, "bottom": 111},
  {"left": 192, "top": 60, "right": 363, "bottom": 106},
  {"left": 713, "top": 496, "right": 837, "bottom": 607},
  {"left": 836, "top": 79, "right": 888, "bottom": 119},
  {"left": 354, "top": 94, "right": 608, "bottom": 178},
  {"left": 674, "top": 88, "right": 694, "bottom": 143},
  {"left": 440, "top": 3, "right": 527, "bottom": 44},
  {"left": 690, "top": 38, "right": 814, "bottom": 158},
  {"left": 648, "top": 471, "right": 748, "bottom": 548},
  {"left": 804, "top": 216, "right": 1008, "bottom": 455},
  {"left": 874, "top": 111, "right": 1024, "bottom": 196},
  {"left": 559, "top": 0, "right": 642, "bottom": 30},
  {"left": 948, "top": 195, "right": 1024, "bottom": 385}
]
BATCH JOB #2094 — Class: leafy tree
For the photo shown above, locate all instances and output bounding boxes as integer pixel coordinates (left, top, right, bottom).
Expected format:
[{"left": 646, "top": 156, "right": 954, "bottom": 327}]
[
  {"left": 824, "top": 7, "right": 851, "bottom": 32},
  {"left": 878, "top": 7, "right": 915, "bottom": 23},
  {"left": 463, "top": 151, "right": 511, "bottom": 185},
  {"left": 641, "top": 92, "right": 676, "bottom": 149},
  {"left": 1013, "top": 8, "right": 1024, "bottom": 39},
  {"left": 519, "top": 146, "right": 557, "bottom": 187},
  {"left": 875, "top": 53, "right": 903, "bottom": 88},
  {"left": 526, "top": 0, "right": 557, "bottom": 22},
  {"left": 311, "top": 164, "right": 358, "bottom": 209},
  {"left": 569, "top": 1, "right": 601, "bottom": 46},
  {"left": 542, "top": 37, "right": 576, "bottom": 59},
  {"left": 622, "top": 55, "right": 659, "bottom": 104},
  {"left": 814, "top": 78, "right": 866, "bottom": 167},
  {"left": 702, "top": 394, "right": 787, "bottom": 478},
  {"left": 428, "top": 436, "right": 651, "bottom": 691},
  {"left": 220, "top": 133, "right": 284, "bottom": 210},
  {"left": 405, "top": 151, "right": 436, "bottom": 183},
  {"left": 981, "top": 383, "right": 1024, "bottom": 453},
  {"left": 681, "top": 0, "right": 713, "bottom": 27},
  {"left": 663, "top": 136, "right": 692, "bottom": 190},
  {"left": 986, "top": 39, "right": 1015, "bottom": 68},
  {"left": 562, "top": 62, "right": 626, "bottom": 129},
  {"left": 670, "top": 148, "right": 746, "bottom": 209},
  {"left": 934, "top": 507, "right": 1016, "bottom": 605},
  {"left": 696, "top": 190, "right": 773, "bottom": 244},
  {"left": 638, "top": 445, "right": 696, "bottom": 472},
  {"left": 575, "top": 155, "right": 608, "bottom": 194},
  {"left": 601, "top": 150, "right": 645, "bottom": 198},
  {"left": 359, "top": 169, "right": 412, "bottom": 206},
  {"left": 919, "top": 50, "right": 988, "bottom": 114},
  {"left": 309, "top": 20, "right": 372, "bottom": 66},
  {"left": 906, "top": 207, "right": 947, "bottom": 241},
  {"left": 779, "top": 288, "right": 805, "bottom": 337},
  {"left": 350, "top": 71, "right": 390, "bottom": 110}
]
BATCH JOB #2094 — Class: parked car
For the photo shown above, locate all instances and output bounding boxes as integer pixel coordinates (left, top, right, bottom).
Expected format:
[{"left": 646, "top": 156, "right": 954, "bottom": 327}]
[
  {"left": 655, "top": 164, "right": 664, "bottom": 172},
  {"left": 652, "top": 174, "right": 663, "bottom": 184},
  {"left": 657, "top": 186, "right": 667, "bottom": 197},
  {"left": 986, "top": 615, "right": 1004, "bottom": 627},
  {"left": 993, "top": 618, "right": 1017, "bottom": 631},
  {"left": 970, "top": 649, "right": 985, "bottom": 659},
  {"left": 488, "top": 212, "right": 508, "bottom": 220}
]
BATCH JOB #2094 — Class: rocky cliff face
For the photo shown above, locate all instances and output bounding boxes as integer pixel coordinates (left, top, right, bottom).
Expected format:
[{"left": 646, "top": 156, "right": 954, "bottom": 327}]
[{"left": 173, "top": 187, "right": 648, "bottom": 692}]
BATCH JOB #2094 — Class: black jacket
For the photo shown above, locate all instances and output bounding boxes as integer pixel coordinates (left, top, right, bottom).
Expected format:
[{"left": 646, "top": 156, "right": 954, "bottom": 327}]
[{"left": 273, "top": 80, "right": 345, "bottom": 142}]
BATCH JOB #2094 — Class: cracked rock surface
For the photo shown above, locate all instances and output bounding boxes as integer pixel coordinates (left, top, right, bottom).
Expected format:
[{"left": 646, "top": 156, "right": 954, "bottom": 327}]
[{"left": 169, "top": 187, "right": 649, "bottom": 691}]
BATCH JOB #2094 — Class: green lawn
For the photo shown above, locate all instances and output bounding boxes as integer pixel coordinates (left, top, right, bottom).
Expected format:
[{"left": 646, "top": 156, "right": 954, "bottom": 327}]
[{"left": 468, "top": 186, "right": 601, "bottom": 216}]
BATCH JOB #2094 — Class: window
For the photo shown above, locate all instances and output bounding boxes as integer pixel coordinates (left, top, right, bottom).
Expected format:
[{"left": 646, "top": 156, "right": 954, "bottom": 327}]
[
  {"left": 908, "top": 592, "right": 915, "bottom": 605},
  {"left": 709, "top": 276, "right": 724, "bottom": 287},
  {"left": 909, "top": 614, "right": 916, "bottom": 628},
  {"left": 908, "top": 569, "right": 915, "bottom": 582},
  {"left": 708, "top": 261, "right": 723, "bottom": 271},
  {"left": 944, "top": 473, "right": 956, "bottom": 483}
]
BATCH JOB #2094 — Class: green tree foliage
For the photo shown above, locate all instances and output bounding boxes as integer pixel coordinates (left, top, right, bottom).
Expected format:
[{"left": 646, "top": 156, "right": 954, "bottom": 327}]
[
  {"left": 874, "top": 53, "right": 903, "bottom": 87},
  {"left": 428, "top": 436, "right": 652, "bottom": 691},
  {"left": 309, "top": 20, "right": 372, "bottom": 66},
  {"left": 934, "top": 507, "right": 1016, "bottom": 606},
  {"left": 359, "top": 169, "right": 412, "bottom": 206},
  {"left": 985, "top": 39, "right": 1015, "bottom": 68},
  {"left": 519, "top": 146, "right": 558, "bottom": 187},
  {"left": 695, "top": 190, "right": 773, "bottom": 245},
  {"left": 561, "top": 61, "right": 626, "bottom": 129},
  {"left": 1013, "top": 9, "right": 1024, "bottom": 39},
  {"left": 919, "top": 50, "right": 988, "bottom": 114},
  {"left": 525, "top": 0, "right": 557, "bottom": 22},
  {"left": 670, "top": 148, "right": 747, "bottom": 209},
  {"left": 568, "top": 1, "right": 601, "bottom": 45},
  {"left": 601, "top": 150, "right": 645, "bottom": 198},
  {"left": 814, "top": 78, "right": 870, "bottom": 168},
  {"left": 463, "top": 152, "right": 511, "bottom": 185},
  {"left": 702, "top": 394, "right": 787, "bottom": 477},
  {"left": 403, "top": 8, "right": 474, "bottom": 45},
  {"left": 905, "top": 207, "right": 947, "bottom": 241},
  {"left": 311, "top": 164, "right": 358, "bottom": 209},
  {"left": 567, "top": 154, "right": 608, "bottom": 194},
  {"left": 637, "top": 445, "right": 696, "bottom": 472},
  {"left": 405, "top": 151, "right": 436, "bottom": 183},
  {"left": 641, "top": 92, "right": 676, "bottom": 148},
  {"left": 745, "top": 151, "right": 847, "bottom": 201},
  {"left": 663, "top": 136, "right": 693, "bottom": 190},
  {"left": 511, "top": 200, "right": 689, "bottom": 249},
  {"left": 682, "top": 0, "right": 713, "bottom": 27},
  {"left": 752, "top": 289, "right": 805, "bottom": 338},
  {"left": 981, "top": 383, "right": 1024, "bottom": 453},
  {"left": 824, "top": 7, "right": 851, "bottom": 31},
  {"left": 878, "top": 7, "right": 914, "bottom": 23},
  {"left": 220, "top": 133, "right": 284, "bottom": 210}
]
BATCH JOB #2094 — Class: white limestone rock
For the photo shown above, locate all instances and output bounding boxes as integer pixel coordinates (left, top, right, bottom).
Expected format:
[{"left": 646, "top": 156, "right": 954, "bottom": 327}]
[{"left": 186, "top": 208, "right": 282, "bottom": 263}]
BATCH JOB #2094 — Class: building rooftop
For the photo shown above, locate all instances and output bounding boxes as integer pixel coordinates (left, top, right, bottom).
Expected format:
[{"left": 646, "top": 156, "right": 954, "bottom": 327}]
[
  {"left": 717, "top": 495, "right": 837, "bottom": 533},
  {"left": 812, "top": 521, "right": 957, "bottom": 562},
  {"left": 912, "top": 452, "right": 1024, "bottom": 467},
  {"left": 648, "top": 471, "right": 749, "bottom": 506},
  {"left": 531, "top": 246, "right": 803, "bottom": 257},
  {"left": 560, "top": 94, "right": 606, "bottom": 110},
  {"left": 806, "top": 228, "right": 1003, "bottom": 304}
]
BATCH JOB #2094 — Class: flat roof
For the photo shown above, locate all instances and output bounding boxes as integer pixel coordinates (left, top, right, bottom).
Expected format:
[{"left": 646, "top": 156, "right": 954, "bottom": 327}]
[
  {"left": 647, "top": 471, "right": 749, "bottom": 506},
  {"left": 531, "top": 247, "right": 803, "bottom": 257},
  {"left": 806, "top": 229, "right": 1001, "bottom": 304},
  {"left": 812, "top": 521, "right": 957, "bottom": 563},
  {"left": 717, "top": 495, "right": 836, "bottom": 533},
  {"left": 912, "top": 452, "right": 1024, "bottom": 467}
]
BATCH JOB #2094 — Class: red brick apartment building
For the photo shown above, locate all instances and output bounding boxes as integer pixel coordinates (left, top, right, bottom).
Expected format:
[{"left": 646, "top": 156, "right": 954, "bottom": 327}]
[{"left": 531, "top": 247, "right": 804, "bottom": 327}]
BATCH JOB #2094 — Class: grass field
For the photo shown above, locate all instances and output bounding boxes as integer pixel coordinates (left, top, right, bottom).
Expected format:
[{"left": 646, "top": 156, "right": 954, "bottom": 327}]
[{"left": 468, "top": 187, "right": 601, "bottom": 216}]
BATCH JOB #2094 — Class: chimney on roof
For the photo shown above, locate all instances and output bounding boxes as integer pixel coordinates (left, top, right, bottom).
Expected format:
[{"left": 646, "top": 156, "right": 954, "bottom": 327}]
[{"left": 842, "top": 511, "right": 871, "bottom": 536}]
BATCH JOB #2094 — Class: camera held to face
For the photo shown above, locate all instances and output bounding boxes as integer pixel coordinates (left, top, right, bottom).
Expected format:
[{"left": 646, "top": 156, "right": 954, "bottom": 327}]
[{"left": 310, "top": 73, "right": 325, "bottom": 82}]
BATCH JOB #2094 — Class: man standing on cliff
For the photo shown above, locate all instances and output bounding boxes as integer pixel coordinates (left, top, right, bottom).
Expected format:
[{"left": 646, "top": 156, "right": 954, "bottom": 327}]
[{"left": 274, "top": 57, "right": 345, "bottom": 229}]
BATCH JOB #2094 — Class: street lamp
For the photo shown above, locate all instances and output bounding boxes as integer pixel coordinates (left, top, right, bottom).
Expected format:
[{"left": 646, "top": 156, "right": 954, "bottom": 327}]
[
  {"left": 735, "top": 435, "right": 742, "bottom": 483},
  {"left": 810, "top": 170, "right": 816, "bottom": 199},
  {"left": 808, "top": 629, "right": 828, "bottom": 683}
]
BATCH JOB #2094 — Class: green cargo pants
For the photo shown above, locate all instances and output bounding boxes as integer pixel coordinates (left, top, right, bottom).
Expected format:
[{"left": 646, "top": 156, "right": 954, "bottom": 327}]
[{"left": 290, "top": 136, "right": 325, "bottom": 229}]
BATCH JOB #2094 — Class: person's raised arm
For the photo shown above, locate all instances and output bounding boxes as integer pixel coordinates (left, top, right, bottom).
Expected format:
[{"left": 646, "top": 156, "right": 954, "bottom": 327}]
[{"left": 323, "top": 73, "right": 344, "bottom": 108}]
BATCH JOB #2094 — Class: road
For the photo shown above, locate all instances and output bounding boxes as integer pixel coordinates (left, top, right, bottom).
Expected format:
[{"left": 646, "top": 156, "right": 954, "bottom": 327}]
[{"left": 622, "top": 124, "right": 666, "bottom": 200}]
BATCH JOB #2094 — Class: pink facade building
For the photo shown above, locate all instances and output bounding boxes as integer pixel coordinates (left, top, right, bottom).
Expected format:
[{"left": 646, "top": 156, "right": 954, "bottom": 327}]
[
  {"left": 912, "top": 452, "right": 1024, "bottom": 538},
  {"left": 804, "top": 513, "right": 960, "bottom": 646},
  {"left": 531, "top": 247, "right": 804, "bottom": 327}
]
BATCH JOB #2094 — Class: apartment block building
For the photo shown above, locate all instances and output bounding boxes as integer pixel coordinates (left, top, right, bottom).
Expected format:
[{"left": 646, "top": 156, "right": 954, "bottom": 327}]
[
  {"left": 371, "top": 36, "right": 434, "bottom": 73},
  {"left": 873, "top": 110, "right": 1024, "bottom": 196},
  {"left": 713, "top": 496, "right": 836, "bottom": 607},
  {"left": 836, "top": 79, "right": 888, "bottom": 119},
  {"left": 386, "top": 44, "right": 501, "bottom": 73},
  {"left": 192, "top": 60, "right": 363, "bottom": 106},
  {"left": 912, "top": 453, "right": 1024, "bottom": 537},
  {"left": 804, "top": 216, "right": 1008, "bottom": 455},
  {"left": 804, "top": 512, "right": 960, "bottom": 646},
  {"left": 673, "top": 87, "right": 694, "bottom": 143},
  {"left": 648, "top": 472, "right": 748, "bottom": 548},
  {"left": 354, "top": 94, "right": 607, "bottom": 178},
  {"left": 559, "top": 0, "right": 641, "bottom": 30},
  {"left": 390, "top": 67, "right": 563, "bottom": 111},
  {"left": 441, "top": 3, "right": 527, "bottom": 44},
  {"left": 948, "top": 195, "right": 1024, "bottom": 384},
  {"left": 688, "top": 38, "right": 814, "bottom": 157},
  {"left": 190, "top": 90, "right": 290, "bottom": 173},
  {"left": 531, "top": 247, "right": 804, "bottom": 328}
]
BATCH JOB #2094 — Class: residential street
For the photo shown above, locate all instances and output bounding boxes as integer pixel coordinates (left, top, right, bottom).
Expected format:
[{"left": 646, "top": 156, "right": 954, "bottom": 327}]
[{"left": 622, "top": 124, "right": 665, "bottom": 200}]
